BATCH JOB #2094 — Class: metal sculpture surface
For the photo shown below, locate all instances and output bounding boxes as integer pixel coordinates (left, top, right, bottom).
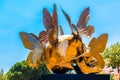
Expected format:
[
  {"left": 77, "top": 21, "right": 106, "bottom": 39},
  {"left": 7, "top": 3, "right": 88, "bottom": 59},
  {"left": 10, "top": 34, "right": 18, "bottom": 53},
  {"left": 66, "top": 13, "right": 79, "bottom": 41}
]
[{"left": 20, "top": 4, "right": 108, "bottom": 74}]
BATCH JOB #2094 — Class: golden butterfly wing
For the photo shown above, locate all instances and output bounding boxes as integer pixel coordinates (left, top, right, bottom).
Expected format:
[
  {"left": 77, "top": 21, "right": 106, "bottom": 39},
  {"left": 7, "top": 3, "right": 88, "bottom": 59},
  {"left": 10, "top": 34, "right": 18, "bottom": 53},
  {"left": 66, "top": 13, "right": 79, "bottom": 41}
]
[
  {"left": 95, "top": 33, "right": 108, "bottom": 53},
  {"left": 20, "top": 32, "right": 41, "bottom": 50},
  {"left": 88, "top": 33, "right": 108, "bottom": 68},
  {"left": 89, "top": 34, "right": 108, "bottom": 55},
  {"left": 88, "top": 37, "right": 96, "bottom": 47},
  {"left": 94, "top": 53, "right": 105, "bottom": 68},
  {"left": 92, "top": 34, "right": 108, "bottom": 68}
]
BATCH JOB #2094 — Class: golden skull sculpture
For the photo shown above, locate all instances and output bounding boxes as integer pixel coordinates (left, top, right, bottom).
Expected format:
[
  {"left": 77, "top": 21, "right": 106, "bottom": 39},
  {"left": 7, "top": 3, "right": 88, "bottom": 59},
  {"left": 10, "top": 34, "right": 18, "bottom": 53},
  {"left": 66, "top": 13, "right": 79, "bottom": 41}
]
[{"left": 20, "top": 4, "right": 108, "bottom": 74}]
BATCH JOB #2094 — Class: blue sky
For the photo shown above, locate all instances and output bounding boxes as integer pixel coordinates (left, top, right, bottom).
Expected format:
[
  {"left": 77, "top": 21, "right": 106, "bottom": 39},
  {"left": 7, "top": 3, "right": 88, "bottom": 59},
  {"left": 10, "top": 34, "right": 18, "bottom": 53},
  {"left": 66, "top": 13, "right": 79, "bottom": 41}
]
[{"left": 0, "top": 0, "right": 120, "bottom": 73}]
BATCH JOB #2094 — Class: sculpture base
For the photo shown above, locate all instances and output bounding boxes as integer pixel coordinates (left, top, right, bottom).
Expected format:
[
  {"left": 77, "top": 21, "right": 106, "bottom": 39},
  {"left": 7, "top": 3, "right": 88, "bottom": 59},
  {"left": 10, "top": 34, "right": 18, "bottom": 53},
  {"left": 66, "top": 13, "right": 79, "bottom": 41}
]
[{"left": 41, "top": 74, "right": 110, "bottom": 80}]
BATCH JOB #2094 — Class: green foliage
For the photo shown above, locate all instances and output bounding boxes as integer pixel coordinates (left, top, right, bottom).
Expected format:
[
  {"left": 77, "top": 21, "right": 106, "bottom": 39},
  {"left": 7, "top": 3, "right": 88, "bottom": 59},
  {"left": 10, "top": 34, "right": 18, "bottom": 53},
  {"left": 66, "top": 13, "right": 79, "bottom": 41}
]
[
  {"left": 103, "top": 42, "right": 120, "bottom": 67},
  {"left": 0, "top": 69, "right": 6, "bottom": 80},
  {"left": 6, "top": 61, "right": 51, "bottom": 80},
  {"left": 0, "top": 74, "right": 5, "bottom": 80}
]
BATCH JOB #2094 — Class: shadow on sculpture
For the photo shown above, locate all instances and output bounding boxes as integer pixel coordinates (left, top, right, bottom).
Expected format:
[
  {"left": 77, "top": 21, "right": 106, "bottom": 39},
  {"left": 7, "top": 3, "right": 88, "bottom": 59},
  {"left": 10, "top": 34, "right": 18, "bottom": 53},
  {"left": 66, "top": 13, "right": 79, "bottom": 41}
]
[{"left": 19, "top": 4, "right": 109, "bottom": 80}]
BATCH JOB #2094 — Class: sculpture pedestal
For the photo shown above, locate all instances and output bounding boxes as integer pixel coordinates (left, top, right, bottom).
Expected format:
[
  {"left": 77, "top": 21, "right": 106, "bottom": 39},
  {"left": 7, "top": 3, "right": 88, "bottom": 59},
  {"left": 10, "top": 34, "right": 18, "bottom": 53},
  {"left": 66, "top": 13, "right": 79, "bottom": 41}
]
[{"left": 41, "top": 74, "right": 110, "bottom": 80}]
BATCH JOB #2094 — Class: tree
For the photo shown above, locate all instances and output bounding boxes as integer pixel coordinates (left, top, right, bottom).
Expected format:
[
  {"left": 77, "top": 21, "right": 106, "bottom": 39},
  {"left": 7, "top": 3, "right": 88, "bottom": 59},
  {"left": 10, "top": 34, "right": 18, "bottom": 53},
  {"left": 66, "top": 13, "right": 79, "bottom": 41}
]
[
  {"left": 0, "top": 69, "right": 5, "bottom": 80},
  {"left": 103, "top": 42, "right": 120, "bottom": 68},
  {"left": 6, "top": 61, "right": 51, "bottom": 80}
]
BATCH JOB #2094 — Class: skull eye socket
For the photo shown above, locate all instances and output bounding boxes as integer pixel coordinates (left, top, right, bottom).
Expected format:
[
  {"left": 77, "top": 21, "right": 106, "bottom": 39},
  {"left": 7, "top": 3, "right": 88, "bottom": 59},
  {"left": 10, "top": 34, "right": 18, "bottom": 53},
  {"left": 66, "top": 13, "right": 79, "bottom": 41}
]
[
  {"left": 78, "top": 57, "right": 84, "bottom": 62},
  {"left": 84, "top": 57, "right": 97, "bottom": 67},
  {"left": 71, "top": 60, "right": 77, "bottom": 67}
]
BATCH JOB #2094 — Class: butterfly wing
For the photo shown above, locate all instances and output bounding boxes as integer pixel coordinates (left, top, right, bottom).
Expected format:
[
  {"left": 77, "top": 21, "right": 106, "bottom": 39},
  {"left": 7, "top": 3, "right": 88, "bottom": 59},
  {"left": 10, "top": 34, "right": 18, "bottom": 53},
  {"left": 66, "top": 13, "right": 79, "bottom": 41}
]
[
  {"left": 20, "top": 32, "right": 41, "bottom": 50},
  {"left": 43, "top": 8, "right": 53, "bottom": 31},
  {"left": 27, "top": 47, "right": 44, "bottom": 68},
  {"left": 77, "top": 7, "right": 94, "bottom": 38},
  {"left": 52, "top": 4, "right": 58, "bottom": 40},
  {"left": 89, "top": 34, "right": 108, "bottom": 54},
  {"left": 77, "top": 7, "right": 90, "bottom": 29},
  {"left": 39, "top": 30, "right": 48, "bottom": 46},
  {"left": 43, "top": 4, "right": 58, "bottom": 46},
  {"left": 59, "top": 25, "right": 64, "bottom": 35},
  {"left": 61, "top": 7, "right": 77, "bottom": 34},
  {"left": 20, "top": 32, "right": 45, "bottom": 68},
  {"left": 88, "top": 33, "right": 108, "bottom": 68},
  {"left": 88, "top": 37, "right": 96, "bottom": 47}
]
